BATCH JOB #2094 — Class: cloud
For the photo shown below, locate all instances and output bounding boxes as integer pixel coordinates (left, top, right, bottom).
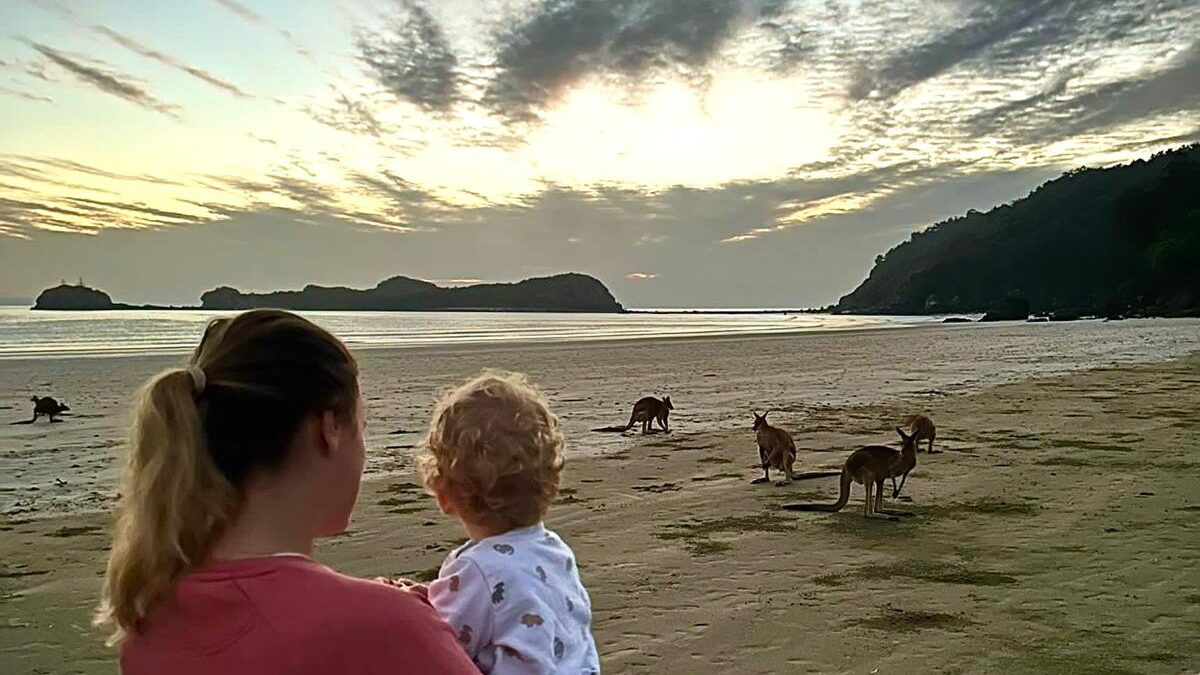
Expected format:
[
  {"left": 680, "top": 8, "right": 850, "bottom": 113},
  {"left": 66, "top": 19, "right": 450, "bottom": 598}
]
[
  {"left": 716, "top": 159, "right": 990, "bottom": 244},
  {"left": 6, "top": 155, "right": 184, "bottom": 186},
  {"left": 0, "top": 191, "right": 205, "bottom": 235},
  {"left": 306, "top": 90, "right": 390, "bottom": 138},
  {"left": 483, "top": 0, "right": 784, "bottom": 121},
  {"left": 965, "top": 65, "right": 1079, "bottom": 135},
  {"left": 966, "top": 41, "right": 1200, "bottom": 143},
  {"left": 196, "top": 165, "right": 442, "bottom": 233},
  {"left": 625, "top": 272, "right": 658, "bottom": 280},
  {"left": 22, "top": 0, "right": 78, "bottom": 18},
  {"left": 23, "top": 60, "right": 54, "bottom": 81},
  {"left": 211, "top": 0, "right": 261, "bottom": 24},
  {"left": 848, "top": 0, "right": 1071, "bottom": 101},
  {"left": 92, "top": 26, "right": 252, "bottom": 99},
  {"left": 210, "top": 0, "right": 316, "bottom": 62},
  {"left": 1037, "top": 42, "right": 1200, "bottom": 139},
  {"left": 357, "top": 0, "right": 460, "bottom": 111},
  {"left": 26, "top": 42, "right": 180, "bottom": 117},
  {"left": 0, "top": 86, "right": 53, "bottom": 103}
]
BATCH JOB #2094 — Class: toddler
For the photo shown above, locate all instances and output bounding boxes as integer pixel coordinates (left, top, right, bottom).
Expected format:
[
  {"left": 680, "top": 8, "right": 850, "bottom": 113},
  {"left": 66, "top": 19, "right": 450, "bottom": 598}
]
[{"left": 419, "top": 371, "right": 600, "bottom": 674}]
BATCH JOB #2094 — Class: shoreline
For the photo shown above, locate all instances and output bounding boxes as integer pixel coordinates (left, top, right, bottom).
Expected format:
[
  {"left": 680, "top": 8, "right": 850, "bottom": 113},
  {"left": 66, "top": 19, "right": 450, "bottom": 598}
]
[
  {"left": 0, "top": 312, "right": 1190, "bottom": 364},
  {"left": 0, "top": 307, "right": 925, "bottom": 361},
  {"left": 0, "top": 317, "right": 919, "bottom": 363},
  {"left": 3, "top": 318, "right": 1200, "bottom": 521},
  {"left": 2, "top": 352, "right": 1198, "bottom": 673}
]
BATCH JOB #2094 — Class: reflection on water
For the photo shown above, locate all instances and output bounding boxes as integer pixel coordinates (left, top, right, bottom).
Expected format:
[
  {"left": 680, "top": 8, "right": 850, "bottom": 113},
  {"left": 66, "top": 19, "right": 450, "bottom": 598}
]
[{"left": 0, "top": 307, "right": 937, "bottom": 359}]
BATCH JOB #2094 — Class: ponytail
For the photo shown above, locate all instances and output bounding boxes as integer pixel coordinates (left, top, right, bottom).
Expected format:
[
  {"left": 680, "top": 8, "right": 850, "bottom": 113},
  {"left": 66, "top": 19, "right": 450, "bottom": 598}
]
[
  {"left": 96, "top": 368, "right": 236, "bottom": 644},
  {"left": 95, "top": 309, "right": 358, "bottom": 645}
]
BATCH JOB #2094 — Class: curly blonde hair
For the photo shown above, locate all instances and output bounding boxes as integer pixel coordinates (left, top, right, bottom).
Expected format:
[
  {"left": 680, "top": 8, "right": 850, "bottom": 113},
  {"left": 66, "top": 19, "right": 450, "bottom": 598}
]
[{"left": 419, "top": 371, "right": 564, "bottom": 531}]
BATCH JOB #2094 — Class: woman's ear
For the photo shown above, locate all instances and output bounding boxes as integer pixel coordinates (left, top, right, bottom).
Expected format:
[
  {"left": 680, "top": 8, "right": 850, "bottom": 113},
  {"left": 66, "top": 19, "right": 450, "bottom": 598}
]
[{"left": 319, "top": 409, "right": 343, "bottom": 457}]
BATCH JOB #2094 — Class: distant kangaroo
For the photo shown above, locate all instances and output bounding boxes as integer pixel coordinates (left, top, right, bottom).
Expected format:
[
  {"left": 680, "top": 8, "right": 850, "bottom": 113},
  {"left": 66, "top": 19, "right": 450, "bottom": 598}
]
[
  {"left": 29, "top": 396, "right": 69, "bottom": 423},
  {"left": 891, "top": 414, "right": 936, "bottom": 497},
  {"left": 782, "top": 428, "right": 917, "bottom": 521},
  {"left": 907, "top": 413, "right": 938, "bottom": 453},
  {"left": 750, "top": 411, "right": 796, "bottom": 486},
  {"left": 625, "top": 396, "right": 672, "bottom": 434}
]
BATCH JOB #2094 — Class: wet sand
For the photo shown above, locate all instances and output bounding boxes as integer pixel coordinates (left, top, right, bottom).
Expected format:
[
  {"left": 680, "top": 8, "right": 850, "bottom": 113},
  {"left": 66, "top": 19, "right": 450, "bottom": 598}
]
[{"left": 1, "top": 323, "right": 1199, "bottom": 673}]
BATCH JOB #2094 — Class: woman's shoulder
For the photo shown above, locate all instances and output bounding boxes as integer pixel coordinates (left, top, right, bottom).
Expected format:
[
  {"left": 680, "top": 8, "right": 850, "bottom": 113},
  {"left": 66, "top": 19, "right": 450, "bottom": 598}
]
[
  {"left": 223, "top": 557, "right": 478, "bottom": 670},
  {"left": 128, "top": 556, "right": 477, "bottom": 674},
  {"left": 224, "top": 556, "right": 435, "bottom": 626}
]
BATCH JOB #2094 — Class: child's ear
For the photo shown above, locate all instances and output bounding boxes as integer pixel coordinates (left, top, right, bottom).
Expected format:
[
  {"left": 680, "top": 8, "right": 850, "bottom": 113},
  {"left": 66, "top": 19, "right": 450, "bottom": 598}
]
[{"left": 434, "top": 489, "right": 456, "bottom": 516}]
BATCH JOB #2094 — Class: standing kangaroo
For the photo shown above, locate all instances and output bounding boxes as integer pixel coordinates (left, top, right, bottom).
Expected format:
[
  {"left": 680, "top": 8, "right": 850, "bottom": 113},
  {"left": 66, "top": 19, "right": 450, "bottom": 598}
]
[
  {"left": 625, "top": 396, "right": 672, "bottom": 434},
  {"left": 891, "top": 414, "right": 935, "bottom": 497},
  {"left": 907, "top": 414, "right": 938, "bottom": 453},
  {"left": 29, "top": 396, "right": 69, "bottom": 423},
  {"left": 750, "top": 411, "right": 796, "bottom": 486},
  {"left": 781, "top": 428, "right": 917, "bottom": 521}
]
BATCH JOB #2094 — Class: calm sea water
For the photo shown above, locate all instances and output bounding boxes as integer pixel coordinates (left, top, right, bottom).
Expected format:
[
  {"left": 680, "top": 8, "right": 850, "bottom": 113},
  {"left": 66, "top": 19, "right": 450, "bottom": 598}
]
[{"left": 0, "top": 307, "right": 937, "bottom": 359}]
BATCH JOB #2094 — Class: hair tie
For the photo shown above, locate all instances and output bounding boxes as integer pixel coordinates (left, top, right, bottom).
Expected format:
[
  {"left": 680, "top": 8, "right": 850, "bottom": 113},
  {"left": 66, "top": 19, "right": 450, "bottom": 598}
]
[{"left": 187, "top": 366, "right": 207, "bottom": 394}]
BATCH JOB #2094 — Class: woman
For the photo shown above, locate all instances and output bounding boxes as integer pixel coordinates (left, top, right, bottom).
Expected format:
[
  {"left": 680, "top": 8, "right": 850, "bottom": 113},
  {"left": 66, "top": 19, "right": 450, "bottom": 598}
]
[{"left": 96, "top": 309, "right": 477, "bottom": 674}]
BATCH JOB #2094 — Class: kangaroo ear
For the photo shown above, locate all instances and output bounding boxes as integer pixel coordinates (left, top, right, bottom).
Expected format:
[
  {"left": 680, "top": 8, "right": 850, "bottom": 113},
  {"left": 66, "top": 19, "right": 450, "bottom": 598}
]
[{"left": 896, "top": 427, "right": 907, "bottom": 439}]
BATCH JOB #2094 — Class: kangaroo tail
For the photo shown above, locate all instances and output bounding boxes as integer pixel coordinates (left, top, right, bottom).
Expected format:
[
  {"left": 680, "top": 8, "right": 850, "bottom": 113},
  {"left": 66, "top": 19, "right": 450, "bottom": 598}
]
[
  {"left": 782, "top": 466, "right": 852, "bottom": 512},
  {"left": 624, "top": 409, "right": 638, "bottom": 430}
]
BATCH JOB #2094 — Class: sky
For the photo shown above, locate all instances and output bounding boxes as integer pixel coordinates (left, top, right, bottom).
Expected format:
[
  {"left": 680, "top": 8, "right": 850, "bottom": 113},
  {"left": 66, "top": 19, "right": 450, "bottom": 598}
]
[{"left": 1, "top": 0, "right": 1197, "bottom": 308}]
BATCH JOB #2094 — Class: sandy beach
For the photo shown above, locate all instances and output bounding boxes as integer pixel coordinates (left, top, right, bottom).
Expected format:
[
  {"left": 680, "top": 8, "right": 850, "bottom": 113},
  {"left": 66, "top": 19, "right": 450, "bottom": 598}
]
[{"left": 2, "top": 320, "right": 1199, "bottom": 674}]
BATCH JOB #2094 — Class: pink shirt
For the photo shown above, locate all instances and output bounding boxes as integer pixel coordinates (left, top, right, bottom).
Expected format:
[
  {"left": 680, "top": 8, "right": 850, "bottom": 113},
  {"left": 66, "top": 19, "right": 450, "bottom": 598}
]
[{"left": 121, "top": 555, "right": 478, "bottom": 675}]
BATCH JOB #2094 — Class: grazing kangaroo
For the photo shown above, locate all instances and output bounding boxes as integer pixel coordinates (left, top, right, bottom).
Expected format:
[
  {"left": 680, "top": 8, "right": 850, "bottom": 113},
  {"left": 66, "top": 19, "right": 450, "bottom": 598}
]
[
  {"left": 625, "top": 396, "right": 672, "bottom": 434},
  {"left": 750, "top": 411, "right": 796, "bottom": 486},
  {"left": 781, "top": 428, "right": 917, "bottom": 521},
  {"left": 29, "top": 396, "right": 69, "bottom": 423}
]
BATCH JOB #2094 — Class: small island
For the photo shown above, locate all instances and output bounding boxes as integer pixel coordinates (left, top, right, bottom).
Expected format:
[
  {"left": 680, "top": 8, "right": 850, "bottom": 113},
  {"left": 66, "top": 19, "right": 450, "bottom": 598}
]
[
  {"left": 33, "top": 284, "right": 126, "bottom": 311},
  {"left": 33, "top": 273, "right": 626, "bottom": 313}
]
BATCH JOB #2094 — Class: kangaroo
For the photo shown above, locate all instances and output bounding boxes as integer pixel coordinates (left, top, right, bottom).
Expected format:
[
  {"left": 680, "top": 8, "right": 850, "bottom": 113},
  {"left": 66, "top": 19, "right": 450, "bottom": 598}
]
[
  {"left": 781, "top": 428, "right": 917, "bottom": 521},
  {"left": 750, "top": 411, "right": 796, "bottom": 486},
  {"left": 624, "top": 396, "right": 672, "bottom": 434},
  {"left": 890, "top": 414, "right": 937, "bottom": 498},
  {"left": 907, "top": 413, "right": 937, "bottom": 453},
  {"left": 29, "top": 396, "right": 69, "bottom": 423}
]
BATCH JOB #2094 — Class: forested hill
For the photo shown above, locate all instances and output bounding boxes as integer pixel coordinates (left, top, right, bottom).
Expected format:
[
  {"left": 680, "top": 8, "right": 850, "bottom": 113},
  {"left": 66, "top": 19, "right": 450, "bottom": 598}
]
[
  {"left": 836, "top": 144, "right": 1200, "bottom": 318},
  {"left": 198, "top": 273, "right": 625, "bottom": 312}
]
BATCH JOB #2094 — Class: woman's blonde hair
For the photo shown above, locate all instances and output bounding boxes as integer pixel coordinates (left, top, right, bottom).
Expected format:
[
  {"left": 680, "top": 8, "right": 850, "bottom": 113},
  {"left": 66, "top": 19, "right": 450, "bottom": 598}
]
[
  {"left": 419, "top": 371, "right": 564, "bottom": 531},
  {"left": 96, "top": 309, "right": 358, "bottom": 645}
]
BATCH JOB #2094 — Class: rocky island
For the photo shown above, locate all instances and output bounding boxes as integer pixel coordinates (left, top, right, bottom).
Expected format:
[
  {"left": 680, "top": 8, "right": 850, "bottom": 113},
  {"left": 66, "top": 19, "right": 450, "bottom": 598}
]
[
  {"left": 33, "top": 273, "right": 625, "bottom": 313},
  {"left": 32, "top": 284, "right": 126, "bottom": 311}
]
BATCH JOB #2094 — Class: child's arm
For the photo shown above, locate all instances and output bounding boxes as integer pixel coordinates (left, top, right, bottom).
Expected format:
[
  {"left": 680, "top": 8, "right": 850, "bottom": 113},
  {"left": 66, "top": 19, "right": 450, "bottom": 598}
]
[{"left": 428, "top": 556, "right": 494, "bottom": 664}]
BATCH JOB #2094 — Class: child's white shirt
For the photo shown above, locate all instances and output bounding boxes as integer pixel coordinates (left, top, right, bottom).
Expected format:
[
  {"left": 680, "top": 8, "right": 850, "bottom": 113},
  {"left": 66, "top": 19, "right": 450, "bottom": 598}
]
[{"left": 429, "top": 523, "right": 600, "bottom": 675}]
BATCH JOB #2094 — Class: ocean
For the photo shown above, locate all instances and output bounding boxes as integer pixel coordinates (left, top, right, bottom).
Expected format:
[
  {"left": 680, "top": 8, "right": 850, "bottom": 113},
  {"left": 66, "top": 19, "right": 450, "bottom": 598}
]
[{"left": 0, "top": 306, "right": 935, "bottom": 359}]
